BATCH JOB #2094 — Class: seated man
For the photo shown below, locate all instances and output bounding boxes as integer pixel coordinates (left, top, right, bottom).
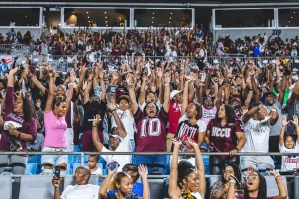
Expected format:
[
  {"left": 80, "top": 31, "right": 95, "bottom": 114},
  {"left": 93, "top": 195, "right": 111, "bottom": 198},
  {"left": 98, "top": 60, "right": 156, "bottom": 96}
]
[
  {"left": 91, "top": 103, "right": 132, "bottom": 171},
  {"left": 52, "top": 166, "right": 100, "bottom": 199}
]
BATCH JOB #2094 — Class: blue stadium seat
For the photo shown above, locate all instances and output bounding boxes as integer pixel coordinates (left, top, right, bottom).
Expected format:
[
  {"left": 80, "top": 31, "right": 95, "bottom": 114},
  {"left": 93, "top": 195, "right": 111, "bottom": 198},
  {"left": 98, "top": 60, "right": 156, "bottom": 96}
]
[
  {"left": 66, "top": 162, "right": 72, "bottom": 175},
  {"left": 73, "top": 145, "right": 80, "bottom": 152},
  {"left": 25, "top": 163, "right": 37, "bottom": 175}
]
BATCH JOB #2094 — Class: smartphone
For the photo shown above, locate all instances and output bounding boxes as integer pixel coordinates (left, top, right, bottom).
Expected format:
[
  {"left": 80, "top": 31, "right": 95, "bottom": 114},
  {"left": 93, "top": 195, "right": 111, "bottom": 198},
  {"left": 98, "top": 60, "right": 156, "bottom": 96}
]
[
  {"left": 54, "top": 166, "right": 60, "bottom": 179},
  {"left": 107, "top": 161, "right": 120, "bottom": 170}
]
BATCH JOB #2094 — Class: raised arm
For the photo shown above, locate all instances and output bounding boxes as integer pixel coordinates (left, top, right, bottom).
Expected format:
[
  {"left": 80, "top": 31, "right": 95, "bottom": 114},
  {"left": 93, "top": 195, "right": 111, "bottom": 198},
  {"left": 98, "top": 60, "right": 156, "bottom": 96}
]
[
  {"left": 163, "top": 72, "right": 171, "bottom": 113},
  {"left": 44, "top": 69, "right": 55, "bottom": 114},
  {"left": 83, "top": 71, "right": 94, "bottom": 104},
  {"left": 127, "top": 73, "right": 138, "bottom": 114},
  {"left": 188, "top": 139, "right": 206, "bottom": 198},
  {"left": 270, "top": 170, "right": 288, "bottom": 199},
  {"left": 107, "top": 102, "right": 127, "bottom": 138},
  {"left": 181, "top": 78, "right": 193, "bottom": 116},
  {"left": 168, "top": 140, "right": 181, "bottom": 199},
  {"left": 65, "top": 85, "right": 73, "bottom": 114},
  {"left": 138, "top": 165, "right": 150, "bottom": 199},
  {"left": 98, "top": 166, "right": 118, "bottom": 199},
  {"left": 279, "top": 116, "right": 287, "bottom": 146},
  {"left": 74, "top": 64, "right": 87, "bottom": 95},
  {"left": 91, "top": 114, "right": 103, "bottom": 152},
  {"left": 241, "top": 105, "right": 259, "bottom": 124}
]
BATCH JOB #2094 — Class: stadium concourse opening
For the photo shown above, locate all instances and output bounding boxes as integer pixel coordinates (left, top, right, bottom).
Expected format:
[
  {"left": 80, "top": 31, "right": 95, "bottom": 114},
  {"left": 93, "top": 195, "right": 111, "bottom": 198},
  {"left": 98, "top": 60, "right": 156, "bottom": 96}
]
[{"left": 0, "top": 1, "right": 299, "bottom": 199}]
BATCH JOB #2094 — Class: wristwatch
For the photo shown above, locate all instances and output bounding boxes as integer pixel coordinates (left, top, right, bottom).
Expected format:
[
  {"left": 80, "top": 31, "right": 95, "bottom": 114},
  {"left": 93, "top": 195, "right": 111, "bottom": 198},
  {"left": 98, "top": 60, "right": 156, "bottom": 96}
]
[{"left": 234, "top": 147, "right": 239, "bottom": 152}]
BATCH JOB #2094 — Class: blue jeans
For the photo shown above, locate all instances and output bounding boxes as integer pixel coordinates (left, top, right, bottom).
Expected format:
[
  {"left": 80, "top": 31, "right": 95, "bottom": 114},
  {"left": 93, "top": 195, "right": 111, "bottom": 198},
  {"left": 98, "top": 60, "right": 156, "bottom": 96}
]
[{"left": 135, "top": 155, "right": 167, "bottom": 175}]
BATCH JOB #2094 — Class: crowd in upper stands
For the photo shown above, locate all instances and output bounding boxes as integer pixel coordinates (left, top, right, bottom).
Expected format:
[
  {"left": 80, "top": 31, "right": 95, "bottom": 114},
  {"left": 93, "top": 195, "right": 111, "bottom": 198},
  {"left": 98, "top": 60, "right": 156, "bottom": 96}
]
[{"left": 0, "top": 25, "right": 297, "bottom": 199}]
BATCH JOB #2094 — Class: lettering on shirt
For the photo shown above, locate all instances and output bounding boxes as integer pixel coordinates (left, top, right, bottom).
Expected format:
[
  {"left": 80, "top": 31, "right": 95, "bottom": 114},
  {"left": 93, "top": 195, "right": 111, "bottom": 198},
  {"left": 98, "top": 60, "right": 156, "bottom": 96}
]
[
  {"left": 203, "top": 111, "right": 215, "bottom": 119},
  {"left": 140, "top": 118, "right": 161, "bottom": 137},
  {"left": 211, "top": 127, "right": 231, "bottom": 138},
  {"left": 284, "top": 158, "right": 299, "bottom": 163},
  {"left": 172, "top": 103, "right": 181, "bottom": 112},
  {"left": 249, "top": 122, "right": 269, "bottom": 133},
  {"left": 177, "top": 122, "right": 198, "bottom": 138},
  {"left": 7, "top": 113, "right": 24, "bottom": 124}
]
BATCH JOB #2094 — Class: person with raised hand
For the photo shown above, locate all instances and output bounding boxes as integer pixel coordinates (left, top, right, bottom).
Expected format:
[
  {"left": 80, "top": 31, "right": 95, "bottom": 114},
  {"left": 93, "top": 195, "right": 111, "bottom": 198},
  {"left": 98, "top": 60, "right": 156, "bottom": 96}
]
[
  {"left": 127, "top": 72, "right": 170, "bottom": 174},
  {"left": 279, "top": 115, "right": 299, "bottom": 171},
  {"left": 227, "top": 169, "right": 287, "bottom": 199},
  {"left": 40, "top": 67, "right": 73, "bottom": 175},
  {"left": 0, "top": 66, "right": 37, "bottom": 174},
  {"left": 91, "top": 105, "right": 132, "bottom": 171},
  {"left": 168, "top": 138, "right": 206, "bottom": 199},
  {"left": 100, "top": 164, "right": 150, "bottom": 199}
]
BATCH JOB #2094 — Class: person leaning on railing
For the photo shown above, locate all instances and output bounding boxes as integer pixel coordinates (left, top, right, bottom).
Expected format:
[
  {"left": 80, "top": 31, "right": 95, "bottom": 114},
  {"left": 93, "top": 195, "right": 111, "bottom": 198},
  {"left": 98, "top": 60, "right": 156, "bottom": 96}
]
[{"left": 0, "top": 67, "right": 37, "bottom": 174}]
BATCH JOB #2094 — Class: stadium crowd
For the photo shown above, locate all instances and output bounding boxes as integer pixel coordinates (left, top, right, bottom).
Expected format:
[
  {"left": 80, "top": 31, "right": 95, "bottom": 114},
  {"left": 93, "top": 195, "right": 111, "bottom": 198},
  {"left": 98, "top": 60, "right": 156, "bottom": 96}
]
[{"left": 0, "top": 26, "right": 297, "bottom": 199}]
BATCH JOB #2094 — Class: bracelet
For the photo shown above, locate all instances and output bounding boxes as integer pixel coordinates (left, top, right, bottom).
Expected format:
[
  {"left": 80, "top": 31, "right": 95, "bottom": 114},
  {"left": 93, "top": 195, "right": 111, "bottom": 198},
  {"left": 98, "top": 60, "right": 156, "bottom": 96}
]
[
  {"left": 229, "top": 179, "right": 236, "bottom": 184},
  {"left": 17, "top": 132, "right": 21, "bottom": 138},
  {"left": 92, "top": 126, "right": 98, "bottom": 128},
  {"left": 165, "top": 83, "right": 170, "bottom": 86},
  {"left": 111, "top": 109, "right": 116, "bottom": 113},
  {"left": 274, "top": 174, "right": 281, "bottom": 179},
  {"left": 7, "top": 76, "right": 14, "bottom": 79}
]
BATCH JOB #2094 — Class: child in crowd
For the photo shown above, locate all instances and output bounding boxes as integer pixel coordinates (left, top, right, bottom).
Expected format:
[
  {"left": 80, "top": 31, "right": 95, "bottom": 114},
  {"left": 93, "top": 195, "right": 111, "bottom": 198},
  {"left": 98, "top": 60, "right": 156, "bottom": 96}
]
[
  {"left": 88, "top": 155, "right": 102, "bottom": 176},
  {"left": 280, "top": 115, "right": 299, "bottom": 171}
]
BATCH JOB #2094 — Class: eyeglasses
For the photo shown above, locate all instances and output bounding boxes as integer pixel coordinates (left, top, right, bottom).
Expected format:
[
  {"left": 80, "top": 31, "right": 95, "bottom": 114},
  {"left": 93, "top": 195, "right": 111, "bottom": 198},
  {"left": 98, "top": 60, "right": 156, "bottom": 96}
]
[
  {"left": 246, "top": 176, "right": 259, "bottom": 180},
  {"left": 224, "top": 170, "right": 234, "bottom": 174}
]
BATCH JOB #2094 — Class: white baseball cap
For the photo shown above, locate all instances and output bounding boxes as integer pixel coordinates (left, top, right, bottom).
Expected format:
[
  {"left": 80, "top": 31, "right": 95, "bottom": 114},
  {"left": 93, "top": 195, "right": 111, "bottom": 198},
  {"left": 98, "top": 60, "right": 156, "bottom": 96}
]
[{"left": 170, "top": 90, "right": 182, "bottom": 99}]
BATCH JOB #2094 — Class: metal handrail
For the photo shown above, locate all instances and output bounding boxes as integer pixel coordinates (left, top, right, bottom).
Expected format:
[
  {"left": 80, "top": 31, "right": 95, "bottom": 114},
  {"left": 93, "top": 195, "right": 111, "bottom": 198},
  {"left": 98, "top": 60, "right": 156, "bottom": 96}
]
[{"left": 0, "top": 151, "right": 298, "bottom": 156}]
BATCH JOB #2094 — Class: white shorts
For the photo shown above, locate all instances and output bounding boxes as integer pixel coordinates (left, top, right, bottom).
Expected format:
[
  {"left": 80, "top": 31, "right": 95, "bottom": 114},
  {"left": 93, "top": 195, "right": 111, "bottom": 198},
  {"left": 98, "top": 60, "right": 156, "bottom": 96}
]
[
  {"left": 41, "top": 146, "right": 67, "bottom": 166},
  {"left": 65, "top": 128, "right": 74, "bottom": 152}
]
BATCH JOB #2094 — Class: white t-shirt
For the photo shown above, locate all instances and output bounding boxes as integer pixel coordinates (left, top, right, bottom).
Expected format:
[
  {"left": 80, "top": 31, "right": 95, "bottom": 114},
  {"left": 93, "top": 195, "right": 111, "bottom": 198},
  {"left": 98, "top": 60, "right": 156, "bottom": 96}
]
[
  {"left": 279, "top": 142, "right": 299, "bottom": 171},
  {"left": 101, "top": 135, "right": 132, "bottom": 172},
  {"left": 241, "top": 117, "right": 271, "bottom": 152},
  {"left": 91, "top": 167, "right": 102, "bottom": 176},
  {"left": 111, "top": 109, "right": 136, "bottom": 141},
  {"left": 61, "top": 184, "right": 100, "bottom": 199}
]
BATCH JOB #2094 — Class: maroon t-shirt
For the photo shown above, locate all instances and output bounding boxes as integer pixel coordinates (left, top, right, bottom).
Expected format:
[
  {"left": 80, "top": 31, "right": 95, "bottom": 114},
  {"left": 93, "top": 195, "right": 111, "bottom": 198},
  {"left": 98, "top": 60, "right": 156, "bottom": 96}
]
[
  {"left": 134, "top": 107, "right": 168, "bottom": 152},
  {"left": 0, "top": 87, "right": 37, "bottom": 152},
  {"left": 207, "top": 119, "right": 243, "bottom": 154}
]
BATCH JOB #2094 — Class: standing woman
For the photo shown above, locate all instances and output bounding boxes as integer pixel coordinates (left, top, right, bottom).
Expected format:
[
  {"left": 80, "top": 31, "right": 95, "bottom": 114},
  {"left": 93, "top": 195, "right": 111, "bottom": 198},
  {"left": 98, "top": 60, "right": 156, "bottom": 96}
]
[
  {"left": 206, "top": 104, "right": 246, "bottom": 175},
  {"left": 168, "top": 139, "right": 206, "bottom": 199},
  {"left": 40, "top": 68, "right": 73, "bottom": 175},
  {"left": 0, "top": 67, "right": 37, "bottom": 174}
]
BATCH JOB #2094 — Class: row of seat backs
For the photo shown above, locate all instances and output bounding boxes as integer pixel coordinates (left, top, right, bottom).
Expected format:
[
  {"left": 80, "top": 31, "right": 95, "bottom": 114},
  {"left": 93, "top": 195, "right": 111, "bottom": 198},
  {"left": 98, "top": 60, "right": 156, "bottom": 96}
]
[{"left": 1, "top": 175, "right": 291, "bottom": 199}]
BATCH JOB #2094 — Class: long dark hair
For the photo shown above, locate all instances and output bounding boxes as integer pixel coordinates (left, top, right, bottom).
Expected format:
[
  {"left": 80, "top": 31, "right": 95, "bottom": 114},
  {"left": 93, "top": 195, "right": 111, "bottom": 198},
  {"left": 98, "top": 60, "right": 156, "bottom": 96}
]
[
  {"left": 22, "top": 96, "right": 34, "bottom": 122},
  {"left": 215, "top": 104, "right": 236, "bottom": 123},
  {"left": 221, "top": 163, "right": 242, "bottom": 188},
  {"left": 244, "top": 173, "right": 267, "bottom": 199}
]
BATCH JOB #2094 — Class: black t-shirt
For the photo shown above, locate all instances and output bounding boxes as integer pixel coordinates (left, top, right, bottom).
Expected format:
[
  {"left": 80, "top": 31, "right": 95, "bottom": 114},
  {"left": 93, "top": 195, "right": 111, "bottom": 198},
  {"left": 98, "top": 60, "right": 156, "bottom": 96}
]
[{"left": 82, "top": 100, "right": 106, "bottom": 131}]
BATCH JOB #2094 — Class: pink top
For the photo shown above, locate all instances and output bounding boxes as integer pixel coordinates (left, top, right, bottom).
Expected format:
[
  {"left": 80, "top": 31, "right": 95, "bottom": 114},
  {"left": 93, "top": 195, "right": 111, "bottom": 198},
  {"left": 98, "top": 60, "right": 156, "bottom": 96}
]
[
  {"left": 43, "top": 110, "right": 67, "bottom": 148},
  {"left": 201, "top": 106, "right": 217, "bottom": 126}
]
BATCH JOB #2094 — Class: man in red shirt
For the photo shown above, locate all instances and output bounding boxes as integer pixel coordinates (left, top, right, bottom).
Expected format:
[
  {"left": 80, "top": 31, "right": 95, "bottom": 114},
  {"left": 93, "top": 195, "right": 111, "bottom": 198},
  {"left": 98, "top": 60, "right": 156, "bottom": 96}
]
[{"left": 166, "top": 90, "right": 182, "bottom": 152}]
